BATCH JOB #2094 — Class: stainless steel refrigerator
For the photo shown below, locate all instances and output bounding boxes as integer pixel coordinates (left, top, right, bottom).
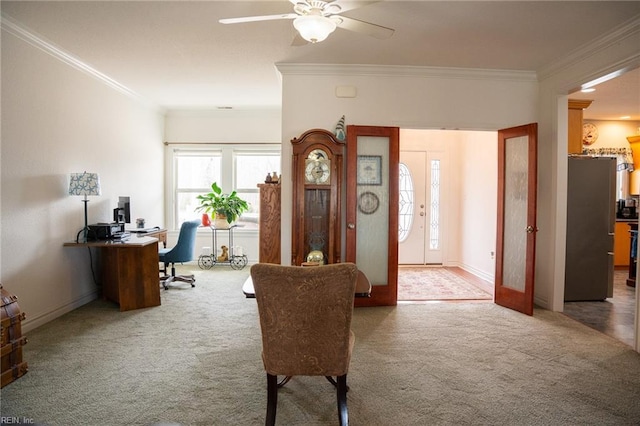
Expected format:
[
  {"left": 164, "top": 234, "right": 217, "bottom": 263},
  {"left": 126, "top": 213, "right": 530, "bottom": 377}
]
[{"left": 565, "top": 156, "right": 615, "bottom": 302}]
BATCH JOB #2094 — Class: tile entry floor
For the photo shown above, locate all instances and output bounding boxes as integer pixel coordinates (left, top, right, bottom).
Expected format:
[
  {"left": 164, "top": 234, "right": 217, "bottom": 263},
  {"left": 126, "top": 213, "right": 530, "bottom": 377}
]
[{"left": 563, "top": 269, "right": 636, "bottom": 347}]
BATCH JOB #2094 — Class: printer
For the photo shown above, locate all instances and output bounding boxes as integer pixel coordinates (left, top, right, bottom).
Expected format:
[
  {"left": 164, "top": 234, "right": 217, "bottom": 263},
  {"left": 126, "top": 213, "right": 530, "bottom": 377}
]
[{"left": 88, "top": 223, "right": 126, "bottom": 241}]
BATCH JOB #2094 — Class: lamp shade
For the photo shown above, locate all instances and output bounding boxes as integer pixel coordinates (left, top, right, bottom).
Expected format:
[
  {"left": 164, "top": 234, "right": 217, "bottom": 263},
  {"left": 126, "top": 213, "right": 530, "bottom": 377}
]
[
  {"left": 69, "top": 172, "right": 101, "bottom": 196},
  {"left": 293, "top": 15, "right": 337, "bottom": 43}
]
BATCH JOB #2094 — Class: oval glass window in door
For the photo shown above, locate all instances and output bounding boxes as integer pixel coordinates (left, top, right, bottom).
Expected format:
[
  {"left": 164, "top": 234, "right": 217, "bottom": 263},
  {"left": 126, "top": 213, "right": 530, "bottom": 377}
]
[{"left": 398, "top": 162, "right": 414, "bottom": 243}]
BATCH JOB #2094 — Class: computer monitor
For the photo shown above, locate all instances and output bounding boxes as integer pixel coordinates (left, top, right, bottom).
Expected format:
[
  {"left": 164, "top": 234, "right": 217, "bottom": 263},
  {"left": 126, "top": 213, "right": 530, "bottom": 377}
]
[{"left": 113, "top": 196, "right": 131, "bottom": 224}]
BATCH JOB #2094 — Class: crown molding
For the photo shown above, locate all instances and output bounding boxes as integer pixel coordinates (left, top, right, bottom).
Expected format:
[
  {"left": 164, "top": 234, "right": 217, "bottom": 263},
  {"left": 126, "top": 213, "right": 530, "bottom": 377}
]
[
  {"left": 537, "top": 14, "right": 640, "bottom": 81},
  {"left": 276, "top": 63, "right": 537, "bottom": 83},
  {"left": 1, "top": 13, "right": 162, "bottom": 112}
]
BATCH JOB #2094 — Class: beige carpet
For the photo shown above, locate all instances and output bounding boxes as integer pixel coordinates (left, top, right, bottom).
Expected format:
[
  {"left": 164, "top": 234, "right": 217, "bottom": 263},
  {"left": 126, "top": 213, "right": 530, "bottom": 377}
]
[
  {"left": 398, "top": 267, "right": 492, "bottom": 301},
  {"left": 2, "top": 264, "right": 640, "bottom": 425}
]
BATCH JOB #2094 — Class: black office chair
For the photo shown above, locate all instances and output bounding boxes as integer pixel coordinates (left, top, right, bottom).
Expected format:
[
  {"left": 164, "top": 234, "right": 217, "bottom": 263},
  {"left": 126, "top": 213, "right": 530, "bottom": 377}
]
[{"left": 159, "top": 219, "right": 200, "bottom": 289}]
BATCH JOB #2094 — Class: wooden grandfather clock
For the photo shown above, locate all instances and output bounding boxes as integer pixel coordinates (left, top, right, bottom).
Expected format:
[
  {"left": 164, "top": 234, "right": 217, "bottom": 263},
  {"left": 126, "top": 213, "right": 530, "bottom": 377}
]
[{"left": 291, "top": 129, "right": 345, "bottom": 266}]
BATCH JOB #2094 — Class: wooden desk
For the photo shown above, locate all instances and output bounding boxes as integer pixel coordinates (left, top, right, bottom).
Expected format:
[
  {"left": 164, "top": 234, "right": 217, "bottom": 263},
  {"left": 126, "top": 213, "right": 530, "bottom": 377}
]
[
  {"left": 127, "top": 228, "right": 167, "bottom": 248},
  {"left": 242, "top": 270, "right": 372, "bottom": 299},
  {"left": 64, "top": 235, "right": 161, "bottom": 311}
]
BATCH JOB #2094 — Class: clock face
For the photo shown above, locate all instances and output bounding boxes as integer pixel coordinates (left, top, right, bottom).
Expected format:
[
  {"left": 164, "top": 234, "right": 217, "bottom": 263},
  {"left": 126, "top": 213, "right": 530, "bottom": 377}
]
[
  {"left": 305, "top": 159, "right": 330, "bottom": 184},
  {"left": 308, "top": 148, "right": 329, "bottom": 161},
  {"left": 582, "top": 123, "right": 599, "bottom": 145}
]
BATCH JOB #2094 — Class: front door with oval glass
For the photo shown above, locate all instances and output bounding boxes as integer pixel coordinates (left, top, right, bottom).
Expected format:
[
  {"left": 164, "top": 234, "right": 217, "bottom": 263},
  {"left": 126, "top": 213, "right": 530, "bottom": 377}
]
[{"left": 399, "top": 151, "right": 445, "bottom": 265}]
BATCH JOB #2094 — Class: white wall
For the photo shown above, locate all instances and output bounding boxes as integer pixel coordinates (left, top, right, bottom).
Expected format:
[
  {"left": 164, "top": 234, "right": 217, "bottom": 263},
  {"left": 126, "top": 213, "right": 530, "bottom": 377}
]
[
  {"left": 164, "top": 108, "right": 281, "bottom": 143},
  {"left": 585, "top": 120, "right": 640, "bottom": 150},
  {"left": 458, "top": 131, "right": 498, "bottom": 281},
  {"left": 1, "top": 30, "right": 164, "bottom": 332},
  {"left": 278, "top": 64, "right": 535, "bottom": 275}
]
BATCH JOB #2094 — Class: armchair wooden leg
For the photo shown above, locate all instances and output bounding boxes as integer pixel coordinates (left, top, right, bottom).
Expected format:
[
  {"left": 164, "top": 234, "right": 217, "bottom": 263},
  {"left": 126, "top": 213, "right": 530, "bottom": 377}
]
[
  {"left": 336, "top": 374, "right": 349, "bottom": 426},
  {"left": 266, "top": 373, "right": 278, "bottom": 426},
  {"left": 277, "top": 376, "right": 292, "bottom": 388},
  {"left": 326, "top": 375, "right": 349, "bottom": 391}
]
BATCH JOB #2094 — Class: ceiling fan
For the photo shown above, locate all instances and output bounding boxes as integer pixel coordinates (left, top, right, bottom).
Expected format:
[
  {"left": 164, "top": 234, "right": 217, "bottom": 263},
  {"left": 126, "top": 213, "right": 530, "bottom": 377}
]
[{"left": 219, "top": 0, "right": 395, "bottom": 44}]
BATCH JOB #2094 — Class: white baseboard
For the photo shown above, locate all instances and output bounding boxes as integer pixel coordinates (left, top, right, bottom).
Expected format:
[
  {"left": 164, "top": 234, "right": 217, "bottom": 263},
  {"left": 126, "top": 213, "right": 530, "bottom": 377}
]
[{"left": 22, "top": 290, "right": 99, "bottom": 333}]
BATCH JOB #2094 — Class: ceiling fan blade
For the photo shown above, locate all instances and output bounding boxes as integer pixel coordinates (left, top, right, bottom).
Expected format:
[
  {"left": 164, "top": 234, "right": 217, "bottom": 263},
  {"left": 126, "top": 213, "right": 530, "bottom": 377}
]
[
  {"left": 334, "top": 15, "right": 394, "bottom": 39},
  {"left": 219, "top": 13, "right": 297, "bottom": 25},
  {"left": 332, "top": 1, "right": 380, "bottom": 14}
]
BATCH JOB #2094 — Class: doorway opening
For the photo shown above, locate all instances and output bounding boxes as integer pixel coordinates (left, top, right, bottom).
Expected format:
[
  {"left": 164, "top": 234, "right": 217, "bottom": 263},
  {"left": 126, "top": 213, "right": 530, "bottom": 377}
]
[{"left": 397, "top": 128, "right": 496, "bottom": 302}]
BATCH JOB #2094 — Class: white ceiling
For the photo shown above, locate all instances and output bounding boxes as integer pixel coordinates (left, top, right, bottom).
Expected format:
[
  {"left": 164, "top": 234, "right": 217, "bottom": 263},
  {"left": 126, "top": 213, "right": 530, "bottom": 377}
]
[{"left": 2, "top": 1, "right": 639, "bottom": 120}]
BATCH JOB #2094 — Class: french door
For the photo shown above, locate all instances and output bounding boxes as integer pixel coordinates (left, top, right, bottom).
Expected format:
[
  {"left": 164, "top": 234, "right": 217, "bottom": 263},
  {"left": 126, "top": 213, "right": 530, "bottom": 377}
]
[
  {"left": 346, "top": 125, "right": 399, "bottom": 307},
  {"left": 494, "top": 123, "right": 538, "bottom": 315}
]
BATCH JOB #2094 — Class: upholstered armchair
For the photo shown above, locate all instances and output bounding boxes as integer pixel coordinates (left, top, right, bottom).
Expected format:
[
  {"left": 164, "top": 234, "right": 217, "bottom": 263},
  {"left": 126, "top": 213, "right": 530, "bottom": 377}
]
[{"left": 250, "top": 262, "right": 358, "bottom": 426}]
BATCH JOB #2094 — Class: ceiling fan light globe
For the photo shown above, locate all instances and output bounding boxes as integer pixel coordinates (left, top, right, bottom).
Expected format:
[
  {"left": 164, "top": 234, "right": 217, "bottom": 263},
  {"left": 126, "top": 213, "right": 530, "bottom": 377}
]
[{"left": 293, "top": 15, "right": 336, "bottom": 43}]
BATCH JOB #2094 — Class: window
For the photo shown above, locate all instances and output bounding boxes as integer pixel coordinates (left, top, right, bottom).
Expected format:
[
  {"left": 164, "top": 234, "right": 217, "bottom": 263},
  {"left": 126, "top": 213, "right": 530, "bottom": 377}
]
[
  {"left": 398, "top": 162, "right": 414, "bottom": 242},
  {"left": 167, "top": 144, "right": 281, "bottom": 230},
  {"left": 429, "top": 159, "right": 441, "bottom": 250},
  {"left": 398, "top": 158, "right": 441, "bottom": 248}
]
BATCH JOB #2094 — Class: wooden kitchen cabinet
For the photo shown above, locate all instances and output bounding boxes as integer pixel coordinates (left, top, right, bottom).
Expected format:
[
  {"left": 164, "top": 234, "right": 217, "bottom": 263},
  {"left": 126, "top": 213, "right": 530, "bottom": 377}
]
[
  {"left": 628, "top": 135, "right": 640, "bottom": 195},
  {"left": 614, "top": 221, "right": 632, "bottom": 267},
  {"left": 567, "top": 99, "right": 593, "bottom": 154}
]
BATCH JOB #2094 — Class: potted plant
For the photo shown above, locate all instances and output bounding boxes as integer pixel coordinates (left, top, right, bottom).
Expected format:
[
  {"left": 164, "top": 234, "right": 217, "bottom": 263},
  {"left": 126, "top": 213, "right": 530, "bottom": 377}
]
[{"left": 195, "top": 182, "right": 249, "bottom": 228}]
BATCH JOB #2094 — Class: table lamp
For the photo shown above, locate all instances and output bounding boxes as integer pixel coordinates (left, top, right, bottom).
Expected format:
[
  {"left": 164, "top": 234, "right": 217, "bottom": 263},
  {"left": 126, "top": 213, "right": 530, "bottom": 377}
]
[{"left": 69, "top": 172, "right": 101, "bottom": 242}]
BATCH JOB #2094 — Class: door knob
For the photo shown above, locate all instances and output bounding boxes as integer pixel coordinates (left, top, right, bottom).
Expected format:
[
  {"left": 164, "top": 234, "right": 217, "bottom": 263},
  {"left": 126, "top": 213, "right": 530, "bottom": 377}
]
[{"left": 348, "top": 223, "right": 355, "bottom": 229}]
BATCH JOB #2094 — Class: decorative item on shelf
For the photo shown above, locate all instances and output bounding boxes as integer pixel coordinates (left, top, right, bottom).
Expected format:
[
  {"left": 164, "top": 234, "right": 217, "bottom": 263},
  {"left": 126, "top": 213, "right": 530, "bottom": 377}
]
[
  {"left": 68, "top": 171, "right": 101, "bottom": 243},
  {"left": 136, "top": 218, "right": 145, "bottom": 229},
  {"left": 201, "top": 213, "right": 211, "bottom": 227},
  {"left": 195, "top": 182, "right": 249, "bottom": 228},
  {"left": 217, "top": 245, "right": 229, "bottom": 262},
  {"left": 265, "top": 173, "right": 272, "bottom": 183},
  {"left": 334, "top": 115, "right": 346, "bottom": 141},
  {"left": 270, "top": 171, "right": 279, "bottom": 183}
]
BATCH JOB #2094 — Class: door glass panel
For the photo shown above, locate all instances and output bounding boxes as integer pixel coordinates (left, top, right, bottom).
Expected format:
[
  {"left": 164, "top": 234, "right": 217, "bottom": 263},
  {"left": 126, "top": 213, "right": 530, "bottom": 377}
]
[
  {"left": 503, "top": 136, "right": 528, "bottom": 292},
  {"left": 356, "top": 136, "right": 389, "bottom": 286},
  {"left": 429, "top": 159, "right": 441, "bottom": 250},
  {"left": 398, "top": 163, "right": 414, "bottom": 243}
]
